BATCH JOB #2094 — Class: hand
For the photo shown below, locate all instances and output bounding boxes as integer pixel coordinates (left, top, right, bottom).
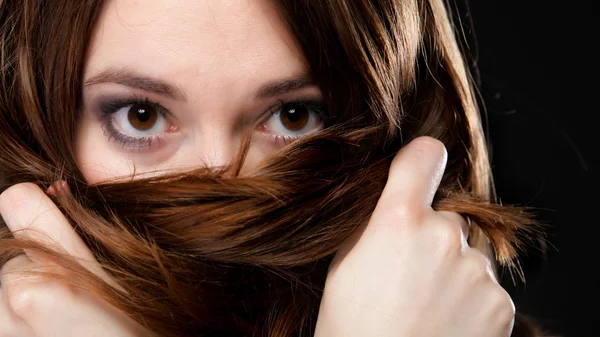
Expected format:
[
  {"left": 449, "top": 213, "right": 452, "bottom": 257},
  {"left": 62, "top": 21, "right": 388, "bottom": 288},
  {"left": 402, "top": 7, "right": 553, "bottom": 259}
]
[
  {"left": 314, "top": 137, "right": 515, "bottom": 337},
  {"left": 0, "top": 182, "right": 149, "bottom": 336}
]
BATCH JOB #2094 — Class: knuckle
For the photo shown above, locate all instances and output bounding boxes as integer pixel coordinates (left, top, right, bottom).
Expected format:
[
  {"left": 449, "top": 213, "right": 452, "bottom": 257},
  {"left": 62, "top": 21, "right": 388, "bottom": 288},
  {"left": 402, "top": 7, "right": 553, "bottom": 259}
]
[
  {"left": 462, "top": 250, "right": 493, "bottom": 281},
  {"left": 372, "top": 196, "right": 423, "bottom": 230},
  {"left": 6, "top": 282, "right": 38, "bottom": 317},
  {"left": 390, "top": 199, "right": 421, "bottom": 223},
  {"left": 489, "top": 286, "right": 516, "bottom": 322},
  {"left": 432, "top": 220, "right": 464, "bottom": 256},
  {"left": 6, "top": 278, "right": 73, "bottom": 318}
]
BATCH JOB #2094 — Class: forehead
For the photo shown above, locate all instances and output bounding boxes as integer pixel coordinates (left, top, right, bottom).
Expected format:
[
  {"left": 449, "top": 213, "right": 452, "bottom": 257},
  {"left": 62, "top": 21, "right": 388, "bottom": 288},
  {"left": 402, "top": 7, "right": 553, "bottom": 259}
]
[{"left": 85, "top": 0, "right": 306, "bottom": 85}]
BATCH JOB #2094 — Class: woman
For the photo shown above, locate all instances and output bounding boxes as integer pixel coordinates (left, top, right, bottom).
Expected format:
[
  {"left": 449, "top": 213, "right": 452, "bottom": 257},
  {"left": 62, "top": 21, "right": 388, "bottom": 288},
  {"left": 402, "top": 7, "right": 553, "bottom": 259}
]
[{"left": 0, "top": 0, "right": 541, "bottom": 336}]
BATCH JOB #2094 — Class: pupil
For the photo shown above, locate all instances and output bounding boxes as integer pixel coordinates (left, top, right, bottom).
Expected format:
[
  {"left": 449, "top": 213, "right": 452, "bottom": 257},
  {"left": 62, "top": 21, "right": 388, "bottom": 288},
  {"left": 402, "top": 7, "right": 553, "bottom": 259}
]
[
  {"left": 137, "top": 108, "right": 150, "bottom": 122},
  {"left": 128, "top": 103, "right": 158, "bottom": 131},
  {"left": 287, "top": 108, "right": 300, "bottom": 122},
  {"left": 280, "top": 104, "right": 309, "bottom": 131}
]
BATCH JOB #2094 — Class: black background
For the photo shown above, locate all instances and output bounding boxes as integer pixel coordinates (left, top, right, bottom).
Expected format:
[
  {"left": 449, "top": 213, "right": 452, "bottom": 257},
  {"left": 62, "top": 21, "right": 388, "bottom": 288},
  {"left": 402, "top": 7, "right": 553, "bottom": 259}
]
[{"left": 460, "top": 1, "right": 597, "bottom": 336}]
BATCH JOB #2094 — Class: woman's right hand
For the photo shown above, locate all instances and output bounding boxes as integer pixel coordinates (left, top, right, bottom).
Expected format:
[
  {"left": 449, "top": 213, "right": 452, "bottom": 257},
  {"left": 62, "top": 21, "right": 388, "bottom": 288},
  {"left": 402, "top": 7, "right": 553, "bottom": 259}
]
[
  {"left": 0, "top": 183, "right": 150, "bottom": 337},
  {"left": 314, "top": 137, "right": 515, "bottom": 337}
]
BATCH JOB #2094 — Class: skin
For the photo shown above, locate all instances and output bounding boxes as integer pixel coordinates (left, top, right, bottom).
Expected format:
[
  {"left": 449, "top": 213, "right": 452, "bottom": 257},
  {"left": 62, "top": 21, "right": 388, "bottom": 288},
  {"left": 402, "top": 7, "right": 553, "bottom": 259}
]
[
  {"left": 0, "top": 0, "right": 515, "bottom": 335},
  {"left": 0, "top": 139, "right": 514, "bottom": 336},
  {"left": 314, "top": 139, "right": 514, "bottom": 336},
  {"left": 77, "top": 0, "right": 324, "bottom": 182}
]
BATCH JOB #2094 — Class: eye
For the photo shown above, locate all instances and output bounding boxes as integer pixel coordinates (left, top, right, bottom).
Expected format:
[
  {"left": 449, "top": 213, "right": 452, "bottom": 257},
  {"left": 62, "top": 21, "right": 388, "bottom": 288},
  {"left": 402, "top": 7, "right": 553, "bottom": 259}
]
[
  {"left": 112, "top": 102, "right": 170, "bottom": 136},
  {"left": 98, "top": 97, "right": 177, "bottom": 151},
  {"left": 126, "top": 103, "right": 158, "bottom": 131},
  {"left": 260, "top": 101, "right": 325, "bottom": 138}
]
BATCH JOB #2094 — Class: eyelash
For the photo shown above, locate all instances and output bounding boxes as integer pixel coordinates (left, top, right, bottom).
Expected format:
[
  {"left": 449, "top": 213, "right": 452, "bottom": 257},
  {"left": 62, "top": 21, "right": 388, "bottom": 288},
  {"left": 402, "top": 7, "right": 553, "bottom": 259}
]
[
  {"left": 98, "top": 95, "right": 329, "bottom": 150},
  {"left": 99, "top": 95, "right": 169, "bottom": 150},
  {"left": 262, "top": 99, "right": 329, "bottom": 145}
]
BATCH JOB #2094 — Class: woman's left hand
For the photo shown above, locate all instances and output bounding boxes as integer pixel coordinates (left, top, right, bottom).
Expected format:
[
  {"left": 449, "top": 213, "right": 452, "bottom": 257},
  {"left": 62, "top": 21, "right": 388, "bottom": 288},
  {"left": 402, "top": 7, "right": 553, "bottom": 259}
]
[{"left": 0, "top": 182, "right": 150, "bottom": 336}]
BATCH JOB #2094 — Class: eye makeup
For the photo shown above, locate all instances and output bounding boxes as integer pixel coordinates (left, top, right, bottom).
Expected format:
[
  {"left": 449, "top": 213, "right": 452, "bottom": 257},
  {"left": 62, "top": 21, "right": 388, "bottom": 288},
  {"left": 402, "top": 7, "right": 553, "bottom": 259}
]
[{"left": 95, "top": 94, "right": 329, "bottom": 152}]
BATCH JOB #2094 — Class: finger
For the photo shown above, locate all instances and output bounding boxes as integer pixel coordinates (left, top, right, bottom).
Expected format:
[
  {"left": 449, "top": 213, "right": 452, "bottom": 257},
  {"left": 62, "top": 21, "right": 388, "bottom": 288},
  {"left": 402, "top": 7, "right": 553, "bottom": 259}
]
[
  {"left": 0, "top": 254, "right": 38, "bottom": 336},
  {"left": 11, "top": 284, "right": 147, "bottom": 337},
  {"left": 0, "top": 183, "right": 110, "bottom": 283},
  {"left": 1, "top": 254, "right": 146, "bottom": 337},
  {"left": 0, "top": 287, "right": 34, "bottom": 337},
  {"left": 0, "top": 254, "right": 98, "bottom": 337},
  {"left": 0, "top": 183, "right": 95, "bottom": 262},
  {"left": 437, "top": 211, "right": 470, "bottom": 241},
  {"left": 0, "top": 254, "right": 34, "bottom": 288},
  {"left": 373, "top": 137, "right": 448, "bottom": 223},
  {"left": 0, "top": 254, "right": 141, "bottom": 337},
  {"left": 46, "top": 180, "right": 69, "bottom": 198}
]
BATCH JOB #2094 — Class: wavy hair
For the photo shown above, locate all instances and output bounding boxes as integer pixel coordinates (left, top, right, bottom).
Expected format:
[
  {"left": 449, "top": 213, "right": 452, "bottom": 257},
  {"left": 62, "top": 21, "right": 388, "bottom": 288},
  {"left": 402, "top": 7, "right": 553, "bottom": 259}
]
[{"left": 0, "top": 0, "right": 542, "bottom": 336}]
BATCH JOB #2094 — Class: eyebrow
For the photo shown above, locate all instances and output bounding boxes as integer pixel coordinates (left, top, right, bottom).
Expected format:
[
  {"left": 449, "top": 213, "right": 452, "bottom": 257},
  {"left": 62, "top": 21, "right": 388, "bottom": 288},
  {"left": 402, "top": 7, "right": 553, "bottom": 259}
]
[
  {"left": 84, "top": 68, "right": 188, "bottom": 101},
  {"left": 84, "top": 67, "right": 316, "bottom": 101},
  {"left": 254, "top": 75, "right": 315, "bottom": 99}
]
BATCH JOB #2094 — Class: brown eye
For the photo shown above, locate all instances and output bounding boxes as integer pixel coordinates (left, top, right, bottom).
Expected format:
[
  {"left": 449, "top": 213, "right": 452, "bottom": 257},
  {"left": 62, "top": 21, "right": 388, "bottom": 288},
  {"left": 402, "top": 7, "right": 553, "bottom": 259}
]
[
  {"left": 127, "top": 103, "right": 158, "bottom": 131},
  {"left": 260, "top": 101, "right": 325, "bottom": 142},
  {"left": 279, "top": 104, "right": 309, "bottom": 131}
]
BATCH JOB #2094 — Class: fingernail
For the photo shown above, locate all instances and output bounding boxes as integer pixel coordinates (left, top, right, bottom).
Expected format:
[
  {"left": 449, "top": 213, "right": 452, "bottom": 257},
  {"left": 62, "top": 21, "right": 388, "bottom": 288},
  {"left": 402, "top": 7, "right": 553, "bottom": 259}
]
[
  {"left": 46, "top": 180, "right": 69, "bottom": 196},
  {"left": 58, "top": 180, "right": 69, "bottom": 194},
  {"left": 46, "top": 185, "right": 57, "bottom": 196}
]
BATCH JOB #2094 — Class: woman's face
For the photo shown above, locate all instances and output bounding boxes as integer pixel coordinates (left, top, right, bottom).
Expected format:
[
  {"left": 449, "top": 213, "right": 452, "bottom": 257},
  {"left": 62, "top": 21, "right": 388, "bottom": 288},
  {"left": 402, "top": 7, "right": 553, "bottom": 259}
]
[{"left": 76, "top": 0, "right": 324, "bottom": 184}]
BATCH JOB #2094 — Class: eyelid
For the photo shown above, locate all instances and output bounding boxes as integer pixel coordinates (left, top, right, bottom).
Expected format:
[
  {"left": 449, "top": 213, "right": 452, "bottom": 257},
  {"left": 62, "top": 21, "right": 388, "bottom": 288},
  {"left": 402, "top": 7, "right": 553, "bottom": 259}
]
[
  {"left": 97, "top": 95, "right": 175, "bottom": 151},
  {"left": 260, "top": 98, "right": 329, "bottom": 125},
  {"left": 95, "top": 94, "right": 329, "bottom": 151},
  {"left": 97, "top": 94, "right": 174, "bottom": 122}
]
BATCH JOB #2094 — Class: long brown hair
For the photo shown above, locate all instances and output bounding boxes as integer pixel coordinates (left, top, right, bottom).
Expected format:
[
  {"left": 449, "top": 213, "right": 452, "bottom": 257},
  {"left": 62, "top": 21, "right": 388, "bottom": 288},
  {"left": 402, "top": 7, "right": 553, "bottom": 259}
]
[{"left": 0, "top": 0, "right": 542, "bottom": 336}]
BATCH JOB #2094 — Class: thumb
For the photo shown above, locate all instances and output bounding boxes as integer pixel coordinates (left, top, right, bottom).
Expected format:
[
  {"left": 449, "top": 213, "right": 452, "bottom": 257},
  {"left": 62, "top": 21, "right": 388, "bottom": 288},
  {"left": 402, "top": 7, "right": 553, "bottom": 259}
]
[{"left": 367, "top": 137, "right": 448, "bottom": 231}]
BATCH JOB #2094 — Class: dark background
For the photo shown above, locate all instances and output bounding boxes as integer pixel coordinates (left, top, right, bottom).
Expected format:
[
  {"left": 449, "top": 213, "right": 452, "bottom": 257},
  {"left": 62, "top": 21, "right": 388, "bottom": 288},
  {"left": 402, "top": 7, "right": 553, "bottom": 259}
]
[{"left": 456, "top": 1, "right": 597, "bottom": 336}]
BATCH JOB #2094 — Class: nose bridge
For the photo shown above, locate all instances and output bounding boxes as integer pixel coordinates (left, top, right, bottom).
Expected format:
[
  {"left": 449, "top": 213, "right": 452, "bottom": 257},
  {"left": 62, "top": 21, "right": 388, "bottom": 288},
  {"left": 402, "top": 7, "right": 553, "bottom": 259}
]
[
  {"left": 200, "top": 121, "right": 238, "bottom": 168},
  {"left": 171, "top": 78, "right": 245, "bottom": 170},
  {"left": 199, "top": 129, "right": 235, "bottom": 168},
  {"left": 173, "top": 117, "right": 238, "bottom": 170}
]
